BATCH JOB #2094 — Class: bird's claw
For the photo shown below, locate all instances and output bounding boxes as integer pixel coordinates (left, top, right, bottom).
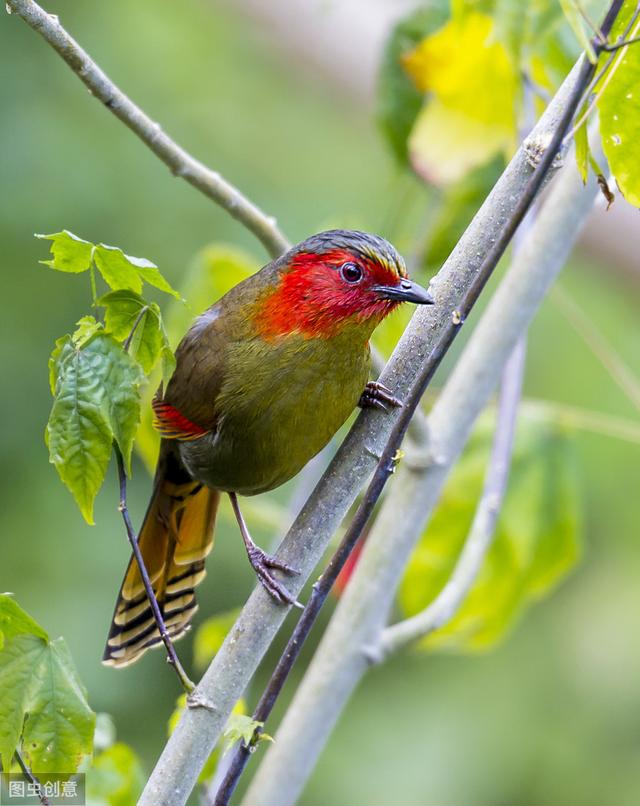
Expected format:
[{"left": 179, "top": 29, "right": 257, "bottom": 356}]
[
  {"left": 248, "top": 546, "right": 303, "bottom": 608},
  {"left": 359, "top": 381, "right": 403, "bottom": 412}
]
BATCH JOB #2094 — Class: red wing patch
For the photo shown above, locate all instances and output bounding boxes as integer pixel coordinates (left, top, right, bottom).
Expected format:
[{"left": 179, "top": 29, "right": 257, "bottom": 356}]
[{"left": 152, "top": 399, "right": 209, "bottom": 441}]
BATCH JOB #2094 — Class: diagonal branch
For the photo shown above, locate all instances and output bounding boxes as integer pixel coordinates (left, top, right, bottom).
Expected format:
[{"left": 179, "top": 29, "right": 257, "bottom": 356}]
[
  {"left": 6, "top": 0, "right": 289, "bottom": 259},
  {"left": 141, "top": 28, "right": 620, "bottom": 803},
  {"left": 208, "top": 25, "right": 616, "bottom": 799},
  {"left": 243, "top": 136, "right": 606, "bottom": 806}
]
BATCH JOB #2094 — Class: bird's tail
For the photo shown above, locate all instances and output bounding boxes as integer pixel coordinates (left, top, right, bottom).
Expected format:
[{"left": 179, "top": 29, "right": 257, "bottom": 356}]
[{"left": 102, "top": 442, "right": 219, "bottom": 668}]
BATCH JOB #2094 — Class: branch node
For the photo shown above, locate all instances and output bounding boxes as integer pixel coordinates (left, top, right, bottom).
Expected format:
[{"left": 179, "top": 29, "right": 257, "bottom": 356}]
[
  {"left": 364, "top": 444, "right": 383, "bottom": 461},
  {"left": 361, "top": 642, "right": 384, "bottom": 667},
  {"left": 523, "top": 131, "right": 565, "bottom": 170},
  {"left": 187, "top": 691, "right": 218, "bottom": 713}
]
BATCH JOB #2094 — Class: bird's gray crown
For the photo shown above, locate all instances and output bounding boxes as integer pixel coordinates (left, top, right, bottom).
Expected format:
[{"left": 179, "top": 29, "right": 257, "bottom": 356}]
[{"left": 292, "top": 229, "right": 407, "bottom": 278}]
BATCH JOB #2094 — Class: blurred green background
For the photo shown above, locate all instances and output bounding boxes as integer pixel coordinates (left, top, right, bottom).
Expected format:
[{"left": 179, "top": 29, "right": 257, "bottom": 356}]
[{"left": 1, "top": 1, "right": 639, "bottom": 804}]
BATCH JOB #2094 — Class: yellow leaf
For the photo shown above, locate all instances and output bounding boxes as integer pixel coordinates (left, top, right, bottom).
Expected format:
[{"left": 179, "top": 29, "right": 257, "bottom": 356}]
[{"left": 403, "top": 13, "right": 518, "bottom": 185}]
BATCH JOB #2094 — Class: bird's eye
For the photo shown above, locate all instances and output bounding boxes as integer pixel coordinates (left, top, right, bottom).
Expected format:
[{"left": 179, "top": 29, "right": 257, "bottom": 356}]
[{"left": 340, "top": 262, "right": 363, "bottom": 284}]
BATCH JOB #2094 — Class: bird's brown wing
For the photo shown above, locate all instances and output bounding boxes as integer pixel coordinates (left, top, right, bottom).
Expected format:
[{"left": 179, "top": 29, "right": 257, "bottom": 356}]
[{"left": 155, "top": 304, "right": 231, "bottom": 436}]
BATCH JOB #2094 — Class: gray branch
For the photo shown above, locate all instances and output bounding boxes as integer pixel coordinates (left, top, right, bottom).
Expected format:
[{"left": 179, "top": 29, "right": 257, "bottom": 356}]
[
  {"left": 140, "top": 60, "right": 587, "bottom": 805},
  {"left": 6, "top": 0, "right": 289, "bottom": 259},
  {"left": 242, "top": 145, "right": 602, "bottom": 806}
]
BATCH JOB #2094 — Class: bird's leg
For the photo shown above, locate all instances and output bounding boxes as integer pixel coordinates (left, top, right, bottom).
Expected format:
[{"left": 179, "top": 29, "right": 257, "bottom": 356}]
[
  {"left": 228, "top": 492, "right": 302, "bottom": 608},
  {"left": 359, "top": 381, "right": 403, "bottom": 412}
]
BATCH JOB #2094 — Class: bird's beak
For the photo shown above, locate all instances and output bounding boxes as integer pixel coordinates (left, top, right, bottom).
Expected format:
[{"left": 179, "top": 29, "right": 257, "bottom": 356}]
[{"left": 373, "top": 278, "right": 435, "bottom": 305}]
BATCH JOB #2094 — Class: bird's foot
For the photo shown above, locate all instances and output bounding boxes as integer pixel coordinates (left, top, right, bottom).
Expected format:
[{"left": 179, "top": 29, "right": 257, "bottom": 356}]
[
  {"left": 359, "top": 381, "right": 403, "bottom": 412},
  {"left": 247, "top": 545, "right": 303, "bottom": 608}
]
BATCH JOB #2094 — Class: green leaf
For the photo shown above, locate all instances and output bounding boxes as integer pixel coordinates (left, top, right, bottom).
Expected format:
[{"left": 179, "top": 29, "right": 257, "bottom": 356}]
[
  {"left": 105, "top": 344, "right": 146, "bottom": 475},
  {"left": 574, "top": 118, "right": 590, "bottom": 184},
  {"left": 93, "top": 245, "right": 180, "bottom": 298},
  {"left": 193, "top": 609, "right": 241, "bottom": 671},
  {"left": 36, "top": 231, "right": 94, "bottom": 273},
  {"left": 47, "top": 334, "right": 144, "bottom": 522},
  {"left": 93, "top": 245, "right": 144, "bottom": 294},
  {"left": 160, "top": 345, "right": 176, "bottom": 390},
  {"left": 0, "top": 601, "right": 94, "bottom": 774},
  {"left": 221, "top": 713, "right": 273, "bottom": 757},
  {"left": 0, "top": 594, "right": 49, "bottom": 644},
  {"left": 72, "top": 315, "right": 104, "bottom": 348},
  {"left": 47, "top": 336, "right": 112, "bottom": 524},
  {"left": 98, "top": 290, "right": 167, "bottom": 375},
  {"left": 559, "top": 0, "right": 597, "bottom": 62},
  {"left": 399, "top": 407, "right": 581, "bottom": 653},
  {"left": 376, "top": 3, "right": 449, "bottom": 164},
  {"left": 136, "top": 263, "right": 181, "bottom": 299},
  {"left": 85, "top": 743, "right": 145, "bottom": 806},
  {"left": 597, "top": 3, "right": 640, "bottom": 208}
]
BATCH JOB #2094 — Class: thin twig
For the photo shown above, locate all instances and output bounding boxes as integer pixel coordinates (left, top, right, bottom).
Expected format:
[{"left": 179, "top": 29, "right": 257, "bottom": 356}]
[
  {"left": 551, "top": 285, "right": 640, "bottom": 410},
  {"left": 122, "top": 305, "right": 150, "bottom": 353},
  {"left": 212, "top": 15, "right": 617, "bottom": 800},
  {"left": 6, "top": 0, "right": 289, "bottom": 259},
  {"left": 602, "top": 32, "right": 640, "bottom": 49},
  {"left": 13, "top": 751, "right": 50, "bottom": 806},
  {"left": 522, "top": 399, "right": 640, "bottom": 443},
  {"left": 522, "top": 71, "right": 552, "bottom": 103},
  {"left": 377, "top": 339, "right": 525, "bottom": 658},
  {"left": 575, "top": 0, "right": 604, "bottom": 40},
  {"left": 564, "top": 3, "right": 640, "bottom": 143},
  {"left": 113, "top": 446, "right": 195, "bottom": 692}
]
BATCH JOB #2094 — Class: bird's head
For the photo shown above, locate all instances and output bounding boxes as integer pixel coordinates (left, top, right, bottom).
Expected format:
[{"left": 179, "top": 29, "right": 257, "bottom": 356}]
[{"left": 254, "top": 230, "right": 434, "bottom": 340}]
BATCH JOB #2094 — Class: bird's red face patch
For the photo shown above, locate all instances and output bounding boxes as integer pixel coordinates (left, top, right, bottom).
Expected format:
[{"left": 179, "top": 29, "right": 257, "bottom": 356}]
[{"left": 254, "top": 249, "right": 407, "bottom": 340}]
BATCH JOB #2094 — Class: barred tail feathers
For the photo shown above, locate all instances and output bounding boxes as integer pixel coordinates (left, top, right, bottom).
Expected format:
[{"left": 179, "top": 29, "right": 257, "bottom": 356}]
[{"left": 102, "top": 445, "right": 219, "bottom": 668}]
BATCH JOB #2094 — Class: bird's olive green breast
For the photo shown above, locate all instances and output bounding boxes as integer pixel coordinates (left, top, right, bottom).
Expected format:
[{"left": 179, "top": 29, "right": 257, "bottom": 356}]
[{"left": 178, "top": 327, "right": 371, "bottom": 495}]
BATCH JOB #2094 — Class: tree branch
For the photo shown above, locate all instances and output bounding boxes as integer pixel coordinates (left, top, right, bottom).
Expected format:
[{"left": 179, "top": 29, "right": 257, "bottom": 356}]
[
  {"left": 216, "top": 339, "right": 525, "bottom": 805},
  {"left": 208, "top": 32, "right": 613, "bottom": 799},
  {"left": 242, "top": 139, "right": 604, "bottom": 806},
  {"left": 377, "top": 337, "right": 525, "bottom": 658},
  {"left": 6, "top": 0, "right": 289, "bottom": 259},
  {"left": 141, "top": 50, "right": 605, "bottom": 805}
]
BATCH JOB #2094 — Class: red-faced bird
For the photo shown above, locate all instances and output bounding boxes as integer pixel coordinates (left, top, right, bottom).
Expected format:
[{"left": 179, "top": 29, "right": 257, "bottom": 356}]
[{"left": 103, "top": 229, "right": 433, "bottom": 667}]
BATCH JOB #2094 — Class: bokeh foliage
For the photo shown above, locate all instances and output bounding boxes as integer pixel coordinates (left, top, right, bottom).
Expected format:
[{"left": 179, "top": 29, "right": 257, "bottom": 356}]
[{"left": 1, "top": 1, "right": 639, "bottom": 804}]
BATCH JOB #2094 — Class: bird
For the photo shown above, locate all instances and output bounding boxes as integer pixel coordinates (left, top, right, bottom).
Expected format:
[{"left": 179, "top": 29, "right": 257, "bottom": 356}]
[{"left": 102, "top": 229, "right": 434, "bottom": 667}]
